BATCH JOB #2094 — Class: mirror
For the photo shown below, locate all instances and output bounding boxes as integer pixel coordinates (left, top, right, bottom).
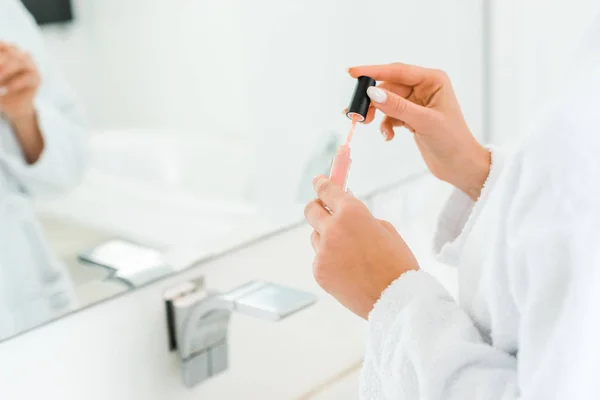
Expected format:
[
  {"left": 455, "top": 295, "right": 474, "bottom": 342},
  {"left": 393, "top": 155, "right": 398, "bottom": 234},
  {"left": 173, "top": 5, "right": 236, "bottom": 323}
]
[{"left": 0, "top": 0, "right": 484, "bottom": 342}]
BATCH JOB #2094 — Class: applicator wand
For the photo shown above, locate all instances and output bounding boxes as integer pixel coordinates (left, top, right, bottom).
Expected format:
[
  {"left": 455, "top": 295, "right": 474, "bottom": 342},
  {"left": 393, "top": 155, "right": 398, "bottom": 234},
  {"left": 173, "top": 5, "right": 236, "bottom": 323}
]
[{"left": 329, "top": 75, "right": 376, "bottom": 189}]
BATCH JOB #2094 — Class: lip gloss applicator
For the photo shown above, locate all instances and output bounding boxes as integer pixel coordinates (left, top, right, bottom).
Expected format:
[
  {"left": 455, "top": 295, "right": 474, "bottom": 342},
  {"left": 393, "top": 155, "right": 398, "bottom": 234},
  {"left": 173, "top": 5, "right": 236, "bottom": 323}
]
[{"left": 329, "top": 75, "right": 376, "bottom": 189}]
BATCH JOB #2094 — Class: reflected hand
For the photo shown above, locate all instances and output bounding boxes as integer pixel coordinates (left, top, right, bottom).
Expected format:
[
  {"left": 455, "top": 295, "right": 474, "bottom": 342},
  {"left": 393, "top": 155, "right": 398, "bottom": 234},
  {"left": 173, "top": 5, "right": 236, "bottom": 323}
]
[
  {"left": 0, "top": 42, "right": 41, "bottom": 123},
  {"left": 304, "top": 175, "right": 419, "bottom": 319},
  {"left": 349, "top": 63, "right": 490, "bottom": 200}
]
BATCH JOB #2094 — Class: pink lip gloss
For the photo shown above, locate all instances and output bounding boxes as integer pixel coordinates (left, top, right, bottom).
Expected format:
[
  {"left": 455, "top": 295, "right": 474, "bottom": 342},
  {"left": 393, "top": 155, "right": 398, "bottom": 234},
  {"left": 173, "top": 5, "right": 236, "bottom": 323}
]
[
  {"left": 329, "top": 115, "right": 358, "bottom": 188},
  {"left": 329, "top": 76, "right": 376, "bottom": 190}
]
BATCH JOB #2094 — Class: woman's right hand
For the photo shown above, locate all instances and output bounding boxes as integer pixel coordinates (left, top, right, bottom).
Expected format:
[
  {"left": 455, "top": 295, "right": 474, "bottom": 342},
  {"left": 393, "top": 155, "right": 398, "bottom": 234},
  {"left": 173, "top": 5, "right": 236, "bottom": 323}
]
[{"left": 349, "top": 63, "right": 490, "bottom": 200}]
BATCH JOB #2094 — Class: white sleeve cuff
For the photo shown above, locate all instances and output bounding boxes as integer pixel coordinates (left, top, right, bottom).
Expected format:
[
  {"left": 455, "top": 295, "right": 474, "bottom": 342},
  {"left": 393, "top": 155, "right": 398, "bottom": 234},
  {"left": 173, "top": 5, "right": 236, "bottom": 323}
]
[
  {"left": 433, "top": 147, "right": 506, "bottom": 266},
  {"left": 0, "top": 100, "right": 86, "bottom": 197},
  {"left": 362, "top": 269, "right": 518, "bottom": 399},
  {"left": 361, "top": 270, "right": 453, "bottom": 399},
  {"left": 366, "top": 270, "right": 452, "bottom": 364}
]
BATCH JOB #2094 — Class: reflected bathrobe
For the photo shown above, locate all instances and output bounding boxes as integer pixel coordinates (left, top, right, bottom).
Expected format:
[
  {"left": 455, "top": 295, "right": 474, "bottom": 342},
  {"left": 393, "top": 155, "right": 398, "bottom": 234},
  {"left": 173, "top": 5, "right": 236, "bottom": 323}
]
[
  {"left": 0, "top": 1, "right": 86, "bottom": 339},
  {"left": 360, "top": 15, "right": 600, "bottom": 400}
]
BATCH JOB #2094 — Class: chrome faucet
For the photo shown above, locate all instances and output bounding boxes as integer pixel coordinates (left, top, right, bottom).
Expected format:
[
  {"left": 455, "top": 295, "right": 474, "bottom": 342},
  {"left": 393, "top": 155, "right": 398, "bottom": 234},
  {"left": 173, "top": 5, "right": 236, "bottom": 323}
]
[{"left": 164, "top": 278, "right": 317, "bottom": 387}]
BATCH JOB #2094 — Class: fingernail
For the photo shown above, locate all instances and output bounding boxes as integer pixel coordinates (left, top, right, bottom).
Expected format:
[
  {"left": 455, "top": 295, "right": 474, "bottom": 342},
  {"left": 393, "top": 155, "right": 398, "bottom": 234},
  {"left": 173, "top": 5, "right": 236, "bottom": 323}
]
[
  {"left": 367, "top": 86, "right": 386, "bottom": 104},
  {"left": 346, "top": 67, "right": 351, "bottom": 74},
  {"left": 0, "top": 87, "right": 7, "bottom": 96},
  {"left": 380, "top": 128, "right": 389, "bottom": 140},
  {"left": 313, "top": 174, "right": 326, "bottom": 186}
]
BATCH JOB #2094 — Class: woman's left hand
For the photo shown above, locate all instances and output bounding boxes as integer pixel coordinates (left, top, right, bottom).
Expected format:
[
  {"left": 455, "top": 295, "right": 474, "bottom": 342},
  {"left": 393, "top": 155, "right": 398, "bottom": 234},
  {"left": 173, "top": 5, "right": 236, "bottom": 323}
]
[
  {"left": 304, "top": 176, "right": 419, "bottom": 319},
  {"left": 0, "top": 42, "right": 40, "bottom": 122}
]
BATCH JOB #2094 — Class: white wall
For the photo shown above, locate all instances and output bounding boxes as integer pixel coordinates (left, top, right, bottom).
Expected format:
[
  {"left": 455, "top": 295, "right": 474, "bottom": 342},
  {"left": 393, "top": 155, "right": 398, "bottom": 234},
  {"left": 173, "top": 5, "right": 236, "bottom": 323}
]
[
  {"left": 41, "top": 0, "right": 249, "bottom": 137},
  {"left": 489, "top": 0, "right": 600, "bottom": 145},
  {"left": 249, "top": 0, "right": 485, "bottom": 206},
  {"left": 40, "top": 0, "right": 485, "bottom": 207}
]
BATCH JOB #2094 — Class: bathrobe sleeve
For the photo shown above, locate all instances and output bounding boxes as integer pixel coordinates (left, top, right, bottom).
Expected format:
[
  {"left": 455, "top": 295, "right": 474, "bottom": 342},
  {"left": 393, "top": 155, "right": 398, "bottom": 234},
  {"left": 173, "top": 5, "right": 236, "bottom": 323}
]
[
  {"left": 360, "top": 149, "right": 516, "bottom": 400},
  {"left": 360, "top": 89, "right": 600, "bottom": 398},
  {"left": 360, "top": 269, "right": 518, "bottom": 400},
  {"left": 0, "top": 0, "right": 87, "bottom": 197},
  {"left": 360, "top": 154, "right": 600, "bottom": 399},
  {"left": 432, "top": 147, "right": 506, "bottom": 267}
]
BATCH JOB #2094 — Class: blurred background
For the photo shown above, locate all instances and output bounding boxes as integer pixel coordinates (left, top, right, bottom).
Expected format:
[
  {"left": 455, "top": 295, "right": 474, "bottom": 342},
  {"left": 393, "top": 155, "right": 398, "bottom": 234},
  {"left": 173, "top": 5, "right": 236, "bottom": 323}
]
[
  {"left": 0, "top": 0, "right": 599, "bottom": 399},
  {"left": 11, "top": 0, "right": 486, "bottom": 335}
]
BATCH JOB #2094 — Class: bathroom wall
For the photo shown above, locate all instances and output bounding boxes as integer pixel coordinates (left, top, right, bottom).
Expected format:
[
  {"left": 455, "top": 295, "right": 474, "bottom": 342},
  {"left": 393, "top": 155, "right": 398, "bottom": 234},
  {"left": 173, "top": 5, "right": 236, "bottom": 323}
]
[
  {"left": 40, "top": 0, "right": 251, "bottom": 137},
  {"left": 41, "top": 0, "right": 485, "bottom": 133},
  {"left": 50, "top": 0, "right": 600, "bottom": 150},
  {"left": 39, "top": 0, "right": 486, "bottom": 206},
  {"left": 489, "top": 0, "right": 600, "bottom": 145}
]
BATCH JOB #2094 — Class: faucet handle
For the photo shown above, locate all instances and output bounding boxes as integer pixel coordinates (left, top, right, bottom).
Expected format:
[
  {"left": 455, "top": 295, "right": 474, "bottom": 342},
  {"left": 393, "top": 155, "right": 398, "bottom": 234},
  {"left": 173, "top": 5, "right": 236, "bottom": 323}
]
[
  {"left": 180, "top": 323, "right": 230, "bottom": 388},
  {"left": 164, "top": 279, "right": 317, "bottom": 387},
  {"left": 222, "top": 280, "right": 317, "bottom": 321}
]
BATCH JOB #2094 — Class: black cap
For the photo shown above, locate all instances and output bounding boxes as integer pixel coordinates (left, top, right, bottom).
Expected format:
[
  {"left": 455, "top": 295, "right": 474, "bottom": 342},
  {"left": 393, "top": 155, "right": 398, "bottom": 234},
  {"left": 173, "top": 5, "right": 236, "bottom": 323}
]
[{"left": 346, "top": 76, "right": 376, "bottom": 122}]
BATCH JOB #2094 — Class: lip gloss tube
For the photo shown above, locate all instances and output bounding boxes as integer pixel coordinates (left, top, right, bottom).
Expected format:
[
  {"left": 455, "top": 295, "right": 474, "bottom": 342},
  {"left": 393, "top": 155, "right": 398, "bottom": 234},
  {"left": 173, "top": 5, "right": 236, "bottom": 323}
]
[
  {"left": 329, "top": 144, "right": 352, "bottom": 189},
  {"left": 346, "top": 76, "right": 376, "bottom": 122},
  {"left": 329, "top": 75, "right": 376, "bottom": 190}
]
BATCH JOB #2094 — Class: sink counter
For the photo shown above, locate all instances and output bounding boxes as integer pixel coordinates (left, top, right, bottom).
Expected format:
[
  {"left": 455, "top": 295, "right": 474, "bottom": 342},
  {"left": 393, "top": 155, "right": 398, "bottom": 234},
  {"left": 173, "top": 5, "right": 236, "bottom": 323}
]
[
  {"left": 38, "top": 214, "right": 129, "bottom": 305},
  {"left": 0, "top": 174, "right": 456, "bottom": 400}
]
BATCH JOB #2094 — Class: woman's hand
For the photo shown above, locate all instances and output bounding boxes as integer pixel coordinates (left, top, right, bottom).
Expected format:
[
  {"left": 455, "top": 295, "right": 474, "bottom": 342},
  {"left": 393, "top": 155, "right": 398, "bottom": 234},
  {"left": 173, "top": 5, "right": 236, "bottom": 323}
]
[
  {"left": 0, "top": 42, "right": 44, "bottom": 164},
  {"left": 349, "top": 63, "right": 490, "bottom": 200},
  {"left": 0, "top": 42, "right": 40, "bottom": 121},
  {"left": 304, "top": 175, "right": 419, "bottom": 319}
]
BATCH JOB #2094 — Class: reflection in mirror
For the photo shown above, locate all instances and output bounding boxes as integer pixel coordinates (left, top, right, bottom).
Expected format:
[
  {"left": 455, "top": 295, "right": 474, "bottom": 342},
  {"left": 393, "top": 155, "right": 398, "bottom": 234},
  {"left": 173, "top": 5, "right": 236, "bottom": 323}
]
[{"left": 0, "top": 0, "right": 483, "bottom": 342}]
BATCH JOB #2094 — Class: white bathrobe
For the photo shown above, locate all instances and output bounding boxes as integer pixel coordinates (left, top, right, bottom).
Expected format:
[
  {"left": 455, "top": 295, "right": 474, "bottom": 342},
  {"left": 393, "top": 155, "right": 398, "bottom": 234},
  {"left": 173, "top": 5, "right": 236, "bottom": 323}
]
[
  {"left": 0, "top": 1, "right": 86, "bottom": 340},
  {"left": 360, "top": 16, "right": 600, "bottom": 400}
]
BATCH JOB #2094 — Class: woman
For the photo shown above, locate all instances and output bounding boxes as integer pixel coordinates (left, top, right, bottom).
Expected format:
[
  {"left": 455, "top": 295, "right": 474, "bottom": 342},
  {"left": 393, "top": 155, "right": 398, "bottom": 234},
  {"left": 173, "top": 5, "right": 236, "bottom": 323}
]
[
  {"left": 0, "top": 1, "right": 86, "bottom": 339},
  {"left": 305, "top": 14, "right": 600, "bottom": 400}
]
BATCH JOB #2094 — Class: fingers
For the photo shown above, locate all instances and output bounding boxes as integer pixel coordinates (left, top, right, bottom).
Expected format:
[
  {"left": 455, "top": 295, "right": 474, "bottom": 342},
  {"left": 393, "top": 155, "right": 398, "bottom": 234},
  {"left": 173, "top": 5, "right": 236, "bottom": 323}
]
[
  {"left": 0, "top": 42, "right": 15, "bottom": 56},
  {"left": 304, "top": 198, "right": 331, "bottom": 234},
  {"left": 366, "top": 86, "right": 438, "bottom": 132},
  {"left": 378, "top": 81, "right": 411, "bottom": 140},
  {"left": 380, "top": 116, "right": 405, "bottom": 141},
  {"left": 378, "top": 219, "right": 396, "bottom": 233},
  {"left": 310, "top": 230, "right": 320, "bottom": 251},
  {"left": 0, "top": 46, "right": 35, "bottom": 88},
  {"left": 348, "top": 63, "right": 429, "bottom": 86},
  {"left": 363, "top": 105, "right": 375, "bottom": 124},
  {"left": 378, "top": 81, "right": 412, "bottom": 98},
  {"left": 3, "top": 71, "right": 38, "bottom": 94},
  {"left": 312, "top": 175, "right": 349, "bottom": 213},
  {"left": 0, "top": 58, "right": 26, "bottom": 86},
  {"left": 380, "top": 117, "right": 397, "bottom": 141}
]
